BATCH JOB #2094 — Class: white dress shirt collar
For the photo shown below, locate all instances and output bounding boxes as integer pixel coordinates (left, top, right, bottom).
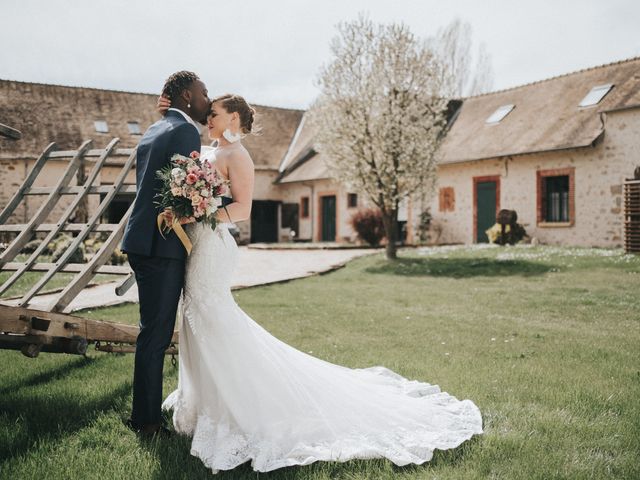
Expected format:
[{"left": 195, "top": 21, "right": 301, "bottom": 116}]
[{"left": 168, "top": 108, "right": 200, "bottom": 131}]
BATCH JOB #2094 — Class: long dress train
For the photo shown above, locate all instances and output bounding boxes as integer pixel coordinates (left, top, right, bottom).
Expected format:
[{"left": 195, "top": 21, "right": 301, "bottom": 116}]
[{"left": 162, "top": 221, "right": 482, "bottom": 473}]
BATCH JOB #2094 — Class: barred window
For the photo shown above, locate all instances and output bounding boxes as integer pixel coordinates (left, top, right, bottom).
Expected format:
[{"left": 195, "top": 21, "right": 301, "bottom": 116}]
[{"left": 537, "top": 168, "right": 574, "bottom": 225}]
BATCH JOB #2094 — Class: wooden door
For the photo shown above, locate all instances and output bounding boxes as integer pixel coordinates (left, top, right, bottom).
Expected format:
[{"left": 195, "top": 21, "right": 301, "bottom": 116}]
[
  {"left": 250, "top": 200, "right": 279, "bottom": 243},
  {"left": 321, "top": 195, "right": 336, "bottom": 242},
  {"left": 475, "top": 178, "right": 498, "bottom": 243}
]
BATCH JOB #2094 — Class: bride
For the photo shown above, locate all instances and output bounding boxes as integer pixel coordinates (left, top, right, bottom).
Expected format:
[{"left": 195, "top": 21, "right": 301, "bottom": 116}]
[{"left": 157, "top": 94, "right": 482, "bottom": 473}]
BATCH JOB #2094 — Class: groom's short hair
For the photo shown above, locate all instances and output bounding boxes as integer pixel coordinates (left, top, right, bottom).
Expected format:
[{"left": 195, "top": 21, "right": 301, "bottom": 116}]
[{"left": 162, "top": 71, "right": 200, "bottom": 102}]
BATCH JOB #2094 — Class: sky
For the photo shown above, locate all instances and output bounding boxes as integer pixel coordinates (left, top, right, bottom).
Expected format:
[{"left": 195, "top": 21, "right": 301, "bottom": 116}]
[{"left": 1, "top": 0, "right": 638, "bottom": 110}]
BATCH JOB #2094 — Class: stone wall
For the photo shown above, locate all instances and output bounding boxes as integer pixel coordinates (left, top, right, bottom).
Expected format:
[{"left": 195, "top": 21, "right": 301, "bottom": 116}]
[
  {"left": 275, "top": 179, "right": 366, "bottom": 242},
  {"left": 0, "top": 157, "right": 26, "bottom": 224},
  {"left": 1, "top": 159, "right": 105, "bottom": 227},
  {"left": 428, "top": 108, "right": 640, "bottom": 247}
]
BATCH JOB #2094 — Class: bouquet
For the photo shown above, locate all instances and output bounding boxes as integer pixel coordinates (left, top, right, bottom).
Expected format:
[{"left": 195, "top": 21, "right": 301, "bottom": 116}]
[{"left": 154, "top": 150, "right": 230, "bottom": 254}]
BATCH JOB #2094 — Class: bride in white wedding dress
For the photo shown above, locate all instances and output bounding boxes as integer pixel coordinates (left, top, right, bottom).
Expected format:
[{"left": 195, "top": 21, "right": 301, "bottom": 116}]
[{"left": 160, "top": 94, "right": 483, "bottom": 473}]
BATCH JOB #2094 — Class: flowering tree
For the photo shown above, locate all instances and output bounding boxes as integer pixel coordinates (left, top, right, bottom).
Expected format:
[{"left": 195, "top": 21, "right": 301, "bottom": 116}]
[{"left": 310, "top": 16, "right": 448, "bottom": 259}]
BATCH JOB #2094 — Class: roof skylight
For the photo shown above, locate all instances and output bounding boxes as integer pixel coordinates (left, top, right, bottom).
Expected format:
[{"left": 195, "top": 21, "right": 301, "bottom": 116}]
[
  {"left": 94, "top": 120, "right": 109, "bottom": 133},
  {"left": 485, "top": 104, "right": 514, "bottom": 124},
  {"left": 578, "top": 84, "right": 613, "bottom": 107},
  {"left": 127, "top": 121, "right": 141, "bottom": 135}
]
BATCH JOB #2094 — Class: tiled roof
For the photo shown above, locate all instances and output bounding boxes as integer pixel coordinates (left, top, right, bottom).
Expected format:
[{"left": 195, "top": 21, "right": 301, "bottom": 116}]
[
  {"left": 0, "top": 79, "right": 303, "bottom": 168},
  {"left": 437, "top": 56, "right": 640, "bottom": 164}
]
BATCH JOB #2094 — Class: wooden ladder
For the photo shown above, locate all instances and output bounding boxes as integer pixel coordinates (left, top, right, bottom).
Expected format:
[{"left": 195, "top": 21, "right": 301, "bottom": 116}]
[{"left": 0, "top": 140, "right": 176, "bottom": 357}]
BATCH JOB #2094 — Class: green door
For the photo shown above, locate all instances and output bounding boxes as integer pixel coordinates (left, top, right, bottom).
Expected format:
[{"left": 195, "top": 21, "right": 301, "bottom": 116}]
[
  {"left": 476, "top": 181, "right": 497, "bottom": 243},
  {"left": 321, "top": 195, "right": 336, "bottom": 241}
]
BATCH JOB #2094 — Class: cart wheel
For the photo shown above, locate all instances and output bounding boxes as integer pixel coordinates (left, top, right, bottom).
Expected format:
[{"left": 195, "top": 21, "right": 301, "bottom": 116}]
[
  {"left": 70, "top": 336, "right": 88, "bottom": 356},
  {"left": 21, "top": 343, "right": 42, "bottom": 358}
]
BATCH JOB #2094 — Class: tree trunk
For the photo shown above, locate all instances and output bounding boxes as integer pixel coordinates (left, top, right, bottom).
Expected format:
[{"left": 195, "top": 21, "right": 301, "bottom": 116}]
[{"left": 382, "top": 208, "right": 398, "bottom": 260}]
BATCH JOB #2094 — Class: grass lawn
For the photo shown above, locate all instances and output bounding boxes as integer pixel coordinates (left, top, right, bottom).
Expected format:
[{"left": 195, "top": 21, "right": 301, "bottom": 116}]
[{"left": 1, "top": 245, "right": 638, "bottom": 479}]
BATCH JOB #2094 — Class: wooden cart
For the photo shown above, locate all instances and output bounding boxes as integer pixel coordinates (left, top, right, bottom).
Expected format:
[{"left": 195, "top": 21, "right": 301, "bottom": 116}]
[{"left": 0, "top": 139, "right": 177, "bottom": 357}]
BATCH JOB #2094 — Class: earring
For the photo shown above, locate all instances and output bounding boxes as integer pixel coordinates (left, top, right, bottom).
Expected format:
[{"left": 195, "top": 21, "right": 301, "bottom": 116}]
[
  {"left": 222, "top": 128, "right": 242, "bottom": 143},
  {"left": 187, "top": 103, "right": 191, "bottom": 108}
]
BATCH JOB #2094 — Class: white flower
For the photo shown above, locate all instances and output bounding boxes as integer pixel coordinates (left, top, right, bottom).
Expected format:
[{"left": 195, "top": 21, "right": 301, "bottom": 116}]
[
  {"left": 171, "top": 167, "right": 186, "bottom": 180},
  {"left": 200, "top": 189, "right": 210, "bottom": 197}
]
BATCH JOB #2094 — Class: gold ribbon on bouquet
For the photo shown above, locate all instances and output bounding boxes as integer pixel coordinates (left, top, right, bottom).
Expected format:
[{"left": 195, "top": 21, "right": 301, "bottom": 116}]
[{"left": 157, "top": 211, "right": 193, "bottom": 255}]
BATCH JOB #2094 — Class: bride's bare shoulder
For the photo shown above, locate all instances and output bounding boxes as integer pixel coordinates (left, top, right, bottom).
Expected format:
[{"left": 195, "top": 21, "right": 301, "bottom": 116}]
[{"left": 227, "top": 144, "right": 254, "bottom": 169}]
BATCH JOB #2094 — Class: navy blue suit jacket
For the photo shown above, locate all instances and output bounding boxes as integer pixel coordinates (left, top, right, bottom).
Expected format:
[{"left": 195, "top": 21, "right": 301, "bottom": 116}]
[{"left": 121, "top": 110, "right": 201, "bottom": 260}]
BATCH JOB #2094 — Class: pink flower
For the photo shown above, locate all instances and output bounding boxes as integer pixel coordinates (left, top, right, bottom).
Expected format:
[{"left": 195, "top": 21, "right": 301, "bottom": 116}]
[
  {"left": 171, "top": 187, "right": 182, "bottom": 196},
  {"left": 190, "top": 151, "right": 200, "bottom": 159},
  {"left": 186, "top": 173, "right": 198, "bottom": 185},
  {"left": 191, "top": 194, "right": 203, "bottom": 206}
]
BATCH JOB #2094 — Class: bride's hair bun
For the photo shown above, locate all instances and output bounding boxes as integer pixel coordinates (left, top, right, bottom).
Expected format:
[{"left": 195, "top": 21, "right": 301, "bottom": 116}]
[{"left": 211, "top": 94, "right": 257, "bottom": 135}]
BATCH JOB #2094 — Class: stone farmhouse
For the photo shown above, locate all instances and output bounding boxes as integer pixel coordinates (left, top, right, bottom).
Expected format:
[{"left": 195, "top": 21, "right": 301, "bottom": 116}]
[
  {"left": 1, "top": 56, "right": 638, "bottom": 247},
  {"left": 431, "top": 56, "right": 640, "bottom": 247},
  {"left": 275, "top": 56, "right": 640, "bottom": 247}
]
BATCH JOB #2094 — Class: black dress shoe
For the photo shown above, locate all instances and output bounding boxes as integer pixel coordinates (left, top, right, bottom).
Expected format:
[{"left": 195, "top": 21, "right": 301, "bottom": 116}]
[
  {"left": 125, "top": 417, "right": 141, "bottom": 433},
  {"left": 125, "top": 418, "right": 172, "bottom": 439},
  {"left": 139, "top": 424, "right": 173, "bottom": 439}
]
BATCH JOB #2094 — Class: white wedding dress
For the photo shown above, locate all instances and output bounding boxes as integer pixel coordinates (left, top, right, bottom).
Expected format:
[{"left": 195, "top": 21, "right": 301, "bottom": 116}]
[{"left": 162, "top": 156, "right": 482, "bottom": 473}]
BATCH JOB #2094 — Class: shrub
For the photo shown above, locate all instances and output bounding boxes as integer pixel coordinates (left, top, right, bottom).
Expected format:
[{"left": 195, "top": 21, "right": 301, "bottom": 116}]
[
  {"left": 51, "top": 234, "right": 86, "bottom": 263},
  {"left": 417, "top": 209, "right": 432, "bottom": 244},
  {"left": 110, "top": 248, "right": 127, "bottom": 265},
  {"left": 350, "top": 208, "right": 385, "bottom": 247},
  {"left": 486, "top": 222, "right": 527, "bottom": 245},
  {"left": 22, "top": 239, "right": 43, "bottom": 254}
]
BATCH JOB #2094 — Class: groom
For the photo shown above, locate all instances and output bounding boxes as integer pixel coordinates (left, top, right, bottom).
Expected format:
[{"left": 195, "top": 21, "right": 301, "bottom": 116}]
[{"left": 121, "top": 71, "right": 210, "bottom": 437}]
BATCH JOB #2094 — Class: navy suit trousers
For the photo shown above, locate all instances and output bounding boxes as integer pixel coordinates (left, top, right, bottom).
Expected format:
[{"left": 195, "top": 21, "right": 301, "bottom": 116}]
[{"left": 128, "top": 253, "right": 185, "bottom": 426}]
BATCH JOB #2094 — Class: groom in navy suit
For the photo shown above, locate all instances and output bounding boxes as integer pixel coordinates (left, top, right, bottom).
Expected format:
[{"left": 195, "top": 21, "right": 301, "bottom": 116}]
[{"left": 121, "top": 71, "right": 210, "bottom": 437}]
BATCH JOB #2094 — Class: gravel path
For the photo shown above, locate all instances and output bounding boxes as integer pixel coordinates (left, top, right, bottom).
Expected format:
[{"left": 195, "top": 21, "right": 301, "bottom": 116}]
[{"left": 3, "top": 247, "right": 379, "bottom": 312}]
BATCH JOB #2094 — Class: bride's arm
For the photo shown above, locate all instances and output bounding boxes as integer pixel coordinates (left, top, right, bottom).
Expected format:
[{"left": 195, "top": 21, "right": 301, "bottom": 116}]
[{"left": 216, "top": 150, "right": 254, "bottom": 223}]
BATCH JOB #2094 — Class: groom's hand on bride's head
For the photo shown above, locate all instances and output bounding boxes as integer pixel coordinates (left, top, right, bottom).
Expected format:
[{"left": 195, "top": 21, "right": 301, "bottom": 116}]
[{"left": 157, "top": 95, "right": 171, "bottom": 116}]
